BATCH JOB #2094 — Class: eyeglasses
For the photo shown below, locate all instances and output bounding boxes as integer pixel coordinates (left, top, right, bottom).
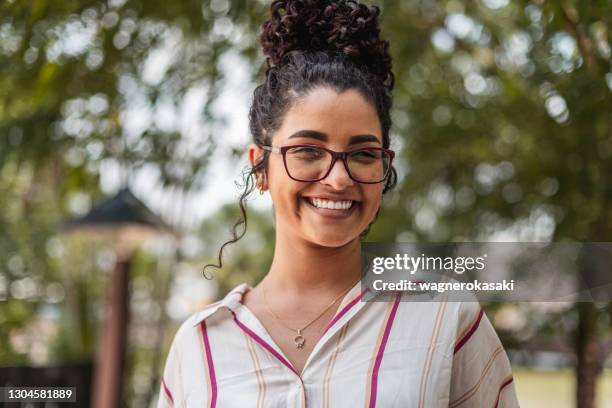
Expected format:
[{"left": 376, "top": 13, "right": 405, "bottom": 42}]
[{"left": 257, "top": 144, "right": 395, "bottom": 184}]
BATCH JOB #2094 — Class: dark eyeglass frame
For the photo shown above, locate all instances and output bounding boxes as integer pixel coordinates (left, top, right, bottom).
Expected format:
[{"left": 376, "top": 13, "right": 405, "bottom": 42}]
[{"left": 257, "top": 143, "right": 395, "bottom": 184}]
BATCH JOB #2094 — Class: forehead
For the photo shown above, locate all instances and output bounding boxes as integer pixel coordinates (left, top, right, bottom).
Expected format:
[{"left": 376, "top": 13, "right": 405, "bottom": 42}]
[{"left": 273, "top": 87, "right": 382, "bottom": 145}]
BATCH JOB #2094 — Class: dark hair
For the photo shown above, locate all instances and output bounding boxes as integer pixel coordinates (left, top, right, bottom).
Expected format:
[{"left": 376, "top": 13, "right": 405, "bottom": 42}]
[{"left": 202, "top": 0, "right": 397, "bottom": 279}]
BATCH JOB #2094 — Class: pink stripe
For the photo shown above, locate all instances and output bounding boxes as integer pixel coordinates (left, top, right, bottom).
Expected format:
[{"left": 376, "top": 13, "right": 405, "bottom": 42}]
[
  {"left": 200, "top": 321, "right": 218, "bottom": 407},
  {"left": 232, "top": 312, "right": 299, "bottom": 375},
  {"left": 161, "top": 378, "right": 174, "bottom": 404},
  {"left": 322, "top": 288, "right": 369, "bottom": 336},
  {"left": 494, "top": 377, "right": 514, "bottom": 408},
  {"left": 369, "top": 292, "right": 402, "bottom": 408},
  {"left": 454, "top": 308, "right": 484, "bottom": 354}
]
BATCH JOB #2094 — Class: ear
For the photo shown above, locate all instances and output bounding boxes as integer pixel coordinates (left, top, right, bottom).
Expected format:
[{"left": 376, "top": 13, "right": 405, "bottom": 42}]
[
  {"left": 248, "top": 144, "right": 267, "bottom": 190},
  {"left": 248, "top": 143, "right": 264, "bottom": 167}
]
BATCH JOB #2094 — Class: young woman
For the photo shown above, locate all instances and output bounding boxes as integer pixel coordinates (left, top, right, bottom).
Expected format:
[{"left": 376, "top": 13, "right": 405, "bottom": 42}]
[{"left": 158, "top": 1, "right": 519, "bottom": 407}]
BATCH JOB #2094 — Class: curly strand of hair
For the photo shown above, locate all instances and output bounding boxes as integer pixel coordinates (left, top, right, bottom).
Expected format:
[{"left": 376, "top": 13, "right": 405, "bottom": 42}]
[{"left": 200, "top": 159, "right": 267, "bottom": 279}]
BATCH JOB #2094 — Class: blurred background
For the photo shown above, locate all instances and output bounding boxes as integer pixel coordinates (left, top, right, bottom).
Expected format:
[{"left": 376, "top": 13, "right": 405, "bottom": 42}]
[{"left": 0, "top": 0, "right": 611, "bottom": 407}]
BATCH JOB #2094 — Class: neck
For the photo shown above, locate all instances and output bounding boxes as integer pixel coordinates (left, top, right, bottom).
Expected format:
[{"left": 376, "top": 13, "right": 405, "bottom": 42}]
[{"left": 264, "top": 230, "right": 363, "bottom": 296}]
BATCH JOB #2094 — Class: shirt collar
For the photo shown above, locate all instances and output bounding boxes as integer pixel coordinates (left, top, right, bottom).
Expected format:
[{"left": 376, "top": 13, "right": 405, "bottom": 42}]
[
  {"left": 192, "top": 254, "right": 378, "bottom": 326},
  {"left": 192, "top": 282, "right": 252, "bottom": 326}
]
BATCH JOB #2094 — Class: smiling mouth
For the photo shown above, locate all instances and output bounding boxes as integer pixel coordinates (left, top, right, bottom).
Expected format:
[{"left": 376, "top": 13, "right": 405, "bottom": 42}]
[{"left": 304, "top": 197, "right": 359, "bottom": 212}]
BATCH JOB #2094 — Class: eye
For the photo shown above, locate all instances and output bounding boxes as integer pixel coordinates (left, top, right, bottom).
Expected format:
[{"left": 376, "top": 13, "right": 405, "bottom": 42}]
[
  {"left": 350, "top": 149, "right": 380, "bottom": 162},
  {"left": 287, "top": 146, "right": 326, "bottom": 160}
]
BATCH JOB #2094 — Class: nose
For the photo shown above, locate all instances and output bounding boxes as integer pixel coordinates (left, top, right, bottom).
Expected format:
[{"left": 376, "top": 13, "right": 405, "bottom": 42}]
[{"left": 321, "top": 157, "right": 354, "bottom": 190}]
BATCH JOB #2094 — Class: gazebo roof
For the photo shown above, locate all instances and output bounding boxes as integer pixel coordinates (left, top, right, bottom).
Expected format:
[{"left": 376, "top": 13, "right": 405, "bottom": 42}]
[{"left": 63, "top": 187, "right": 169, "bottom": 231}]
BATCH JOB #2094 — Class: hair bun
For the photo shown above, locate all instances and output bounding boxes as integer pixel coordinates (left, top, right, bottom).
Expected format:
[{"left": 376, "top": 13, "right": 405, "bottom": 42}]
[{"left": 260, "top": 0, "right": 393, "bottom": 89}]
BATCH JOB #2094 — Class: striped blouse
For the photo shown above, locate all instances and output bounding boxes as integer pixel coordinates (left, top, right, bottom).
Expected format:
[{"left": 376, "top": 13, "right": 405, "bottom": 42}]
[{"left": 158, "top": 279, "right": 520, "bottom": 407}]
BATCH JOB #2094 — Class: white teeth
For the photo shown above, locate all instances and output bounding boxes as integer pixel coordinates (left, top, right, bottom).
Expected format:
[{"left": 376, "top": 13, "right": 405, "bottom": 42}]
[{"left": 309, "top": 198, "right": 354, "bottom": 210}]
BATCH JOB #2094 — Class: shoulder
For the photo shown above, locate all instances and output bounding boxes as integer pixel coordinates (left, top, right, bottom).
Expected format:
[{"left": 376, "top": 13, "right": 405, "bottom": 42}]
[
  {"left": 169, "top": 299, "right": 229, "bottom": 351},
  {"left": 448, "top": 301, "right": 519, "bottom": 407},
  {"left": 157, "top": 312, "right": 203, "bottom": 408},
  {"left": 160, "top": 301, "right": 232, "bottom": 382},
  {"left": 167, "top": 282, "right": 252, "bottom": 355},
  {"left": 165, "top": 310, "right": 208, "bottom": 363},
  {"left": 454, "top": 301, "right": 486, "bottom": 343}
]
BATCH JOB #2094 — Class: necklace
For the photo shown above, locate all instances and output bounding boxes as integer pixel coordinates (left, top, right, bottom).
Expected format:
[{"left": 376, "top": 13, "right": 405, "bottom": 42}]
[{"left": 262, "top": 276, "right": 361, "bottom": 349}]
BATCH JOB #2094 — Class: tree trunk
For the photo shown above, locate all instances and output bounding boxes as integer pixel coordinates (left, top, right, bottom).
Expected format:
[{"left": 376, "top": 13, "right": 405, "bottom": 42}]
[
  {"left": 90, "top": 256, "right": 131, "bottom": 408},
  {"left": 575, "top": 243, "right": 606, "bottom": 408},
  {"left": 575, "top": 302, "right": 600, "bottom": 408}
]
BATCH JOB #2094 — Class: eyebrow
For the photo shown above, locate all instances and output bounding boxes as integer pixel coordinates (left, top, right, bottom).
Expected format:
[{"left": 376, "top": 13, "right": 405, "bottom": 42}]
[{"left": 288, "top": 129, "right": 381, "bottom": 145}]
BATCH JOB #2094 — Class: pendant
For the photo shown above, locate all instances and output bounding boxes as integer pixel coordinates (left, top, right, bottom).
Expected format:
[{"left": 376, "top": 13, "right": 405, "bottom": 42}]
[{"left": 294, "top": 329, "right": 305, "bottom": 349}]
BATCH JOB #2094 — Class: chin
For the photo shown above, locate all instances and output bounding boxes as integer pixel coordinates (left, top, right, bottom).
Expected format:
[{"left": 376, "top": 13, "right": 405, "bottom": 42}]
[{"left": 308, "top": 231, "right": 358, "bottom": 248}]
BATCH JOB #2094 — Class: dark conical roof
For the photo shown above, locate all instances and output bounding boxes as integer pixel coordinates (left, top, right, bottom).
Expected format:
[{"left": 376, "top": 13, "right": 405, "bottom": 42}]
[{"left": 63, "top": 187, "right": 169, "bottom": 231}]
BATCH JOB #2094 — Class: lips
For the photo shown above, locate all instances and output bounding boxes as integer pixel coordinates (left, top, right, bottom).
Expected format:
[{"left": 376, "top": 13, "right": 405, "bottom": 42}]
[{"left": 302, "top": 196, "right": 359, "bottom": 219}]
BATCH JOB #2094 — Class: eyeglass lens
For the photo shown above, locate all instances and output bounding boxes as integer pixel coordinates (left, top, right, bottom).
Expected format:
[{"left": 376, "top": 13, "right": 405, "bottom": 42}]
[{"left": 284, "top": 146, "right": 390, "bottom": 182}]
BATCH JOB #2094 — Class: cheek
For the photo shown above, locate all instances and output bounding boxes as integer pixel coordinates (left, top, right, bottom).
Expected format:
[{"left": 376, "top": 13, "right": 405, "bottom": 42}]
[
  {"left": 365, "top": 186, "right": 384, "bottom": 207},
  {"left": 363, "top": 188, "right": 384, "bottom": 219},
  {"left": 267, "top": 160, "right": 303, "bottom": 208}
]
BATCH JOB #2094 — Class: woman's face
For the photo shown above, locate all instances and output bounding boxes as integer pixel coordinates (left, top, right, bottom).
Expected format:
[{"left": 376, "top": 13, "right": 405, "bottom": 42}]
[{"left": 249, "top": 86, "right": 385, "bottom": 248}]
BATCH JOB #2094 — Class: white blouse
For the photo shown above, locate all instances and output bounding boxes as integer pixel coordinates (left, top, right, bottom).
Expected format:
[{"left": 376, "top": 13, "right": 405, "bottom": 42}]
[{"left": 158, "top": 275, "right": 520, "bottom": 407}]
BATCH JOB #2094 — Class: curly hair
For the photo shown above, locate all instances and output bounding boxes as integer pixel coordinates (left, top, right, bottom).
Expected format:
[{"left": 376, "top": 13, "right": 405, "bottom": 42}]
[
  {"left": 261, "top": 0, "right": 394, "bottom": 88},
  {"left": 202, "top": 0, "right": 397, "bottom": 279}
]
